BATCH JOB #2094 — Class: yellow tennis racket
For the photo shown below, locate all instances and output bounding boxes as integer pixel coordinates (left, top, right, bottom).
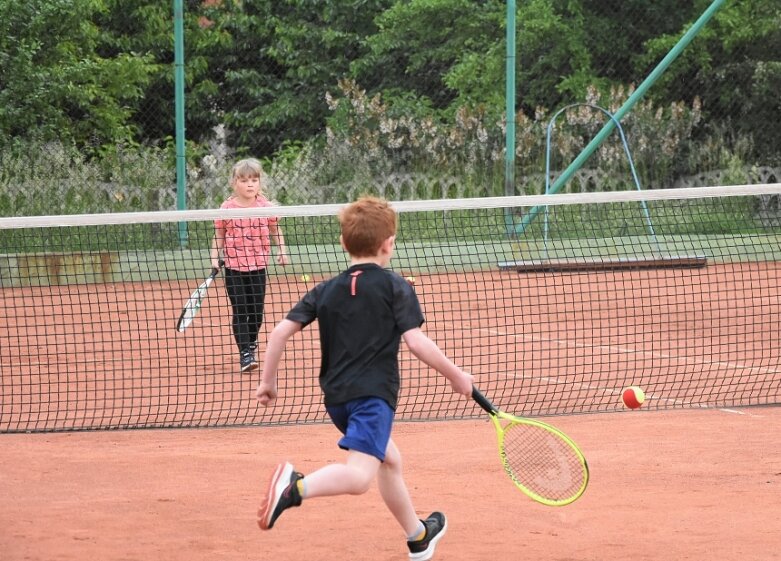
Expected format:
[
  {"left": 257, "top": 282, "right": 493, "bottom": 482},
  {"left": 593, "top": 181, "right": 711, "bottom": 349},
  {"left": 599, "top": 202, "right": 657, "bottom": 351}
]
[{"left": 472, "top": 386, "right": 589, "bottom": 506}]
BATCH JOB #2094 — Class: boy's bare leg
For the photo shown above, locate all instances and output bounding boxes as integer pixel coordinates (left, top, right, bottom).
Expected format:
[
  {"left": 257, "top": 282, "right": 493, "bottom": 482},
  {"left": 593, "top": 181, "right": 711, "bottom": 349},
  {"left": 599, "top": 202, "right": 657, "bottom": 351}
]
[
  {"left": 302, "top": 451, "right": 380, "bottom": 497},
  {"left": 377, "top": 438, "right": 422, "bottom": 537},
  {"left": 290, "top": 442, "right": 420, "bottom": 537}
]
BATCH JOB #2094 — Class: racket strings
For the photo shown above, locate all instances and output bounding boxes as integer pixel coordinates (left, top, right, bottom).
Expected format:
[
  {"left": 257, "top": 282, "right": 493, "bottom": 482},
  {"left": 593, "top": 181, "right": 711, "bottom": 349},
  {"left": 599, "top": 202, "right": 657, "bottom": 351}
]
[{"left": 502, "top": 422, "right": 586, "bottom": 502}]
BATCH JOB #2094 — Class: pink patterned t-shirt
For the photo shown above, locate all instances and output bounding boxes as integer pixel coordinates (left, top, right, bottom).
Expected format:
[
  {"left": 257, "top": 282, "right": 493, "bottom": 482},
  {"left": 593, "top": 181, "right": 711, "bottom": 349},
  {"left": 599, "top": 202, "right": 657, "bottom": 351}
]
[{"left": 215, "top": 196, "right": 279, "bottom": 272}]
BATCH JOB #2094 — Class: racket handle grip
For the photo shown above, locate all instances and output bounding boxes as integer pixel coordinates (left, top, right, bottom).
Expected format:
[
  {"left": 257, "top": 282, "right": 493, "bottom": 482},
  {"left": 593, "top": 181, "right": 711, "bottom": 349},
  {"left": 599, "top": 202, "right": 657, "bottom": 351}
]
[
  {"left": 210, "top": 260, "right": 224, "bottom": 278},
  {"left": 471, "top": 386, "right": 497, "bottom": 414}
]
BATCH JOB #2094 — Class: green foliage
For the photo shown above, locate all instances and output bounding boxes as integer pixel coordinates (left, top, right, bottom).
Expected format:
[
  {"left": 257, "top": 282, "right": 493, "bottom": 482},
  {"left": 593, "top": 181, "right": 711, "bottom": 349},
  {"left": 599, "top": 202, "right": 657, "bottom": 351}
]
[
  {"left": 639, "top": 0, "right": 781, "bottom": 165},
  {"left": 189, "top": 0, "right": 395, "bottom": 157},
  {"left": 0, "top": 0, "right": 157, "bottom": 149},
  {"left": 515, "top": 0, "right": 597, "bottom": 110},
  {"left": 544, "top": 86, "right": 704, "bottom": 189},
  {"left": 356, "top": 0, "right": 598, "bottom": 112},
  {"left": 1, "top": 0, "right": 779, "bottom": 213},
  {"left": 580, "top": 0, "right": 698, "bottom": 83},
  {"left": 357, "top": 0, "right": 505, "bottom": 109},
  {"left": 95, "top": 0, "right": 230, "bottom": 145},
  {"left": 284, "top": 78, "right": 706, "bottom": 201},
  {"left": 0, "top": 139, "right": 174, "bottom": 216}
]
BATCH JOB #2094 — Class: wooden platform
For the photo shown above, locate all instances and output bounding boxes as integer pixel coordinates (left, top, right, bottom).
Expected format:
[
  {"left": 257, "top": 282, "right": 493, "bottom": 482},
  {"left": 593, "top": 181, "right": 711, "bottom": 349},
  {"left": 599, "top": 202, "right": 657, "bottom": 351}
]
[{"left": 498, "top": 255, "right": 708, "bottom": 273}]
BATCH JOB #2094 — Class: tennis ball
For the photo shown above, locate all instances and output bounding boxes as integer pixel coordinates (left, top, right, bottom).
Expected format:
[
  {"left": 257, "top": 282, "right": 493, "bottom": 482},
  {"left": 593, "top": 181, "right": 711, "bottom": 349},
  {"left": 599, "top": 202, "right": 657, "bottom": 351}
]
[
  {"left": 405, "top": 276, "right": 416, "bottom": 285},
  {"left": 301, "top": 274, "right": 311, "bottom": 282},
  {"left": 622, "top": 386, "right": 646, "bottom": 409}
]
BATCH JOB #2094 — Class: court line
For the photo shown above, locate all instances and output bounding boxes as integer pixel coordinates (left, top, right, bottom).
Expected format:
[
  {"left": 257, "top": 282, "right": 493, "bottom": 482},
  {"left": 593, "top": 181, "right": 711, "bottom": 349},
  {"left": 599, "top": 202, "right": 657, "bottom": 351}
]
[
  {"left": 475, "top": 326, "right": 768, "bottom": 417},
  {"left": 478, "top": 326, "right": 780, "bottom": 376}
]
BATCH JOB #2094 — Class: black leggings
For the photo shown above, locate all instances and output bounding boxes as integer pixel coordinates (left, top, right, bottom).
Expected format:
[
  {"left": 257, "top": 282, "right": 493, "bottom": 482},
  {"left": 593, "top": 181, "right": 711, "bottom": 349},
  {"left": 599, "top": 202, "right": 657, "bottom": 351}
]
[{"left": 224, "top": 268, "right": 267, "bottom": 353}]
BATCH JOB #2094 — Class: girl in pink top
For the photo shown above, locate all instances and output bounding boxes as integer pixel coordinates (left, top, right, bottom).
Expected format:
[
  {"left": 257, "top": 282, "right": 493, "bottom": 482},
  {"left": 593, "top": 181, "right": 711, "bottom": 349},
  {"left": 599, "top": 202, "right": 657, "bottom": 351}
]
[{"left": 211, "top": 159, "right": 289, "bottom": 372}]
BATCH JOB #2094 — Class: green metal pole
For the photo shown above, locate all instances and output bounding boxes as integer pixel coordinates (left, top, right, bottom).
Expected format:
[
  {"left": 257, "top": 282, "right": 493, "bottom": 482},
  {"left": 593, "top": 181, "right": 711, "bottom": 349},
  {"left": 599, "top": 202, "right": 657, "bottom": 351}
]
[
  {"left": 174, "top": 0, "right": 188, "bottom": 245},
  {"left": 514, "top": 0, "right": 726, "bottom": 235},
  {"left": 504, "top": 0, "right": 516, "bottom": 233}
]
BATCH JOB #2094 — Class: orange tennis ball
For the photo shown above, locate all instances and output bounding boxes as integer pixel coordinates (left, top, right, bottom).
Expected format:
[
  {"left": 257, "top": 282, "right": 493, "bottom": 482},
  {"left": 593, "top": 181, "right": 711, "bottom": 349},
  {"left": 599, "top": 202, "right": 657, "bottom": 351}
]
[{"left": 622, "top": 386, "right": 645, "bottom": 409}]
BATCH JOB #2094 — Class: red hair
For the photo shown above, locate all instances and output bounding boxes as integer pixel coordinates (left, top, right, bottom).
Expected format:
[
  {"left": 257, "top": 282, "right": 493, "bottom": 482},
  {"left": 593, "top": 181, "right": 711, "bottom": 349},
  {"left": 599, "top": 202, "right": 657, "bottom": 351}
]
[{"left": 339, "top": 196, "right": 397, "bottom": 257}]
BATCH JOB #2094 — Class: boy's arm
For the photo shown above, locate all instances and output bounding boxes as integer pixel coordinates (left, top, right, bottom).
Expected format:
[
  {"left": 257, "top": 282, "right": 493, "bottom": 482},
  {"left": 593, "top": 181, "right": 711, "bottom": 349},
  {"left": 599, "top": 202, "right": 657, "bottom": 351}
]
[
  {"left": 402, "top": 327, "right": 473, "bottom": 396},
  {"left": 269, "top": 222, "right": 289, "bottom": 266},
  {"left": 256, "top": 318, "right": 303, "bottom": 405}
]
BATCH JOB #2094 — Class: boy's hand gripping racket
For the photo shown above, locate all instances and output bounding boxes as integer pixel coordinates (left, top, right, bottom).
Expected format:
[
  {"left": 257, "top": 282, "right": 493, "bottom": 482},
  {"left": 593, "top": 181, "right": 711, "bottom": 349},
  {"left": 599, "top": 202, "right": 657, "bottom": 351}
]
[
  {"left": 472, "top": 386, "right": 589, "bottom": 506},
  {"left": 176, "top": 260, "right": 223, "bottom": 333}
]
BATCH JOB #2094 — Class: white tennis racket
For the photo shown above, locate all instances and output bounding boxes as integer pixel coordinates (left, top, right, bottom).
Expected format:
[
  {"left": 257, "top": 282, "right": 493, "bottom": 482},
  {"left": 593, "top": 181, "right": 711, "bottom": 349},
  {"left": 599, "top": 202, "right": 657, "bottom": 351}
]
[{"left": 176, "top": 261, "right": 222, "bottom": 332}]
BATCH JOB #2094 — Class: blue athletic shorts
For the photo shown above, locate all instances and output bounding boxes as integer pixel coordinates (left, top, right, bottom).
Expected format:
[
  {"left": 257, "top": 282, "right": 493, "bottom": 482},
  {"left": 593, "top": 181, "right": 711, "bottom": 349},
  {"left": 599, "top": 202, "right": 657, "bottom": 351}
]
[{"left": 325, "top": 397, "right": 394, "bottom": 462}]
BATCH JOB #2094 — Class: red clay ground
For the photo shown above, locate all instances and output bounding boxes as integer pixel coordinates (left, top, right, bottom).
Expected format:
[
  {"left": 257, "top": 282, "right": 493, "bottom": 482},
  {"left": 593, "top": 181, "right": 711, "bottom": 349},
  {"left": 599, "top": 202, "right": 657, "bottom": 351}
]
[{"left": 2, "top": 406, "right": 780, "bottom": 561}]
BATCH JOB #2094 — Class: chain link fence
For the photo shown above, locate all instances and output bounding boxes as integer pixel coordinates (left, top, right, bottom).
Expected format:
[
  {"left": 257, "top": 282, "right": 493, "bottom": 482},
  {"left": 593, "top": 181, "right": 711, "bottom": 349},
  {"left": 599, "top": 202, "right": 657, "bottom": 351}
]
[{"left": 1, "top": 0, "right": 779, "bottom": 216}]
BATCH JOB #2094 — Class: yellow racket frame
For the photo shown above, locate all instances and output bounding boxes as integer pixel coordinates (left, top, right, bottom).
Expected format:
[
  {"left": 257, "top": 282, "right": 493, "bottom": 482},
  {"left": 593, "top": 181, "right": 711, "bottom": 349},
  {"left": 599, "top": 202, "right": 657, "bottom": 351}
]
[{"left": 473, "top": 387, "right": 589, "bottom": 506}]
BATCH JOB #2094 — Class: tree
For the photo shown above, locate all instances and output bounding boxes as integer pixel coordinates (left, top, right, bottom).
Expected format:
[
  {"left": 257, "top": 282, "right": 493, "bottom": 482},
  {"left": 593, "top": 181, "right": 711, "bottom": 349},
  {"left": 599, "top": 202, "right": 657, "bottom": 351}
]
[
  {"left": 93, "top": 0, "right": 230, "bottom": 146},
  {"left": 638, "top": 0, "right": 781, "bottom": 165},
  {"left": 355, "top": 0, "right": 504, "bottom": 111},
  {"left": 353, "top": 0, "right": 604, "bottom": 117},
  {"left": 580, "top": 0, "right": 697, "bottom": 86},
  {"left": 188, "top": 0, "right": 395, "bottom": 158},
  {"left": 0, "top": 0, "right": 156, "bottom": 148}
]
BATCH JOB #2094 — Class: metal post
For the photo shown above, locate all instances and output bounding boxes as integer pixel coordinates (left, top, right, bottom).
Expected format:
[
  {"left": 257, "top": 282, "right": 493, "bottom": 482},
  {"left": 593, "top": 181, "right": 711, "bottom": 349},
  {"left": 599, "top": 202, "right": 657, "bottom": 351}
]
[
  {"left": 514, "top": 0, "right": 727, "bottom": 235},
  {"left": 504, "top": 0, "right": 517, "bottom": 233},
  {"left": 174, "top": 0, "right": 188, "bottom": 245}
]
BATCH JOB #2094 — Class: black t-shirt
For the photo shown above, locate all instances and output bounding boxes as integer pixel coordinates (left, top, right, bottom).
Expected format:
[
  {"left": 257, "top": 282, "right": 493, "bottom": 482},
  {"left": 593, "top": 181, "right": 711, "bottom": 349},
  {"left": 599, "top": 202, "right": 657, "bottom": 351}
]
[{"left": 286, "top": 263, "right": 424, "bottom": 409}]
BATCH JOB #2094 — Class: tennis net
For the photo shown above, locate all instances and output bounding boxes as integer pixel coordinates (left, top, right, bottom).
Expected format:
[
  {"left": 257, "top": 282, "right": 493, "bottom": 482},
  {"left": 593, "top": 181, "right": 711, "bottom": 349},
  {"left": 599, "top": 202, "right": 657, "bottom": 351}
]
[{"left": 1, "top": 183, "right": 780, "bottom": 432}]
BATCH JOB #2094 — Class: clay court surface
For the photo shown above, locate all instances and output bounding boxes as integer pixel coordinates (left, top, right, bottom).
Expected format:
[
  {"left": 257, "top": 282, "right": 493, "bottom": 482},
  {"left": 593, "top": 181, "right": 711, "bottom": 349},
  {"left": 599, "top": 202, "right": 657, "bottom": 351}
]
[
  {"left": 2, "top": 406, "right": 780, "bottom": 561},
  {"left": 2, "top": 260, "right": 780, "bottom": 559}
]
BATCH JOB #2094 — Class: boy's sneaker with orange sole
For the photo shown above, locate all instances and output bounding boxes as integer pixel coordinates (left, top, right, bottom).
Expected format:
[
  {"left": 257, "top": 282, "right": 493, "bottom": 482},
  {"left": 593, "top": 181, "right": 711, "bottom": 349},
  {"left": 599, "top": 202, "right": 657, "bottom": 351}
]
[{"left": 257, "top": 461, "right": 303, "bottom": 530}]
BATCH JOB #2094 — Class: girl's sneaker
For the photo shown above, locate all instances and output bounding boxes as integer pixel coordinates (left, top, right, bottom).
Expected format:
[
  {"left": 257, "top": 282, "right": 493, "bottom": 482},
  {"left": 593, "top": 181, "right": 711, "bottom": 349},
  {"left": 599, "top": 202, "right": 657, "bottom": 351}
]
[{"left": 240, "top": 350, "right": 258, "bottom": 372}]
